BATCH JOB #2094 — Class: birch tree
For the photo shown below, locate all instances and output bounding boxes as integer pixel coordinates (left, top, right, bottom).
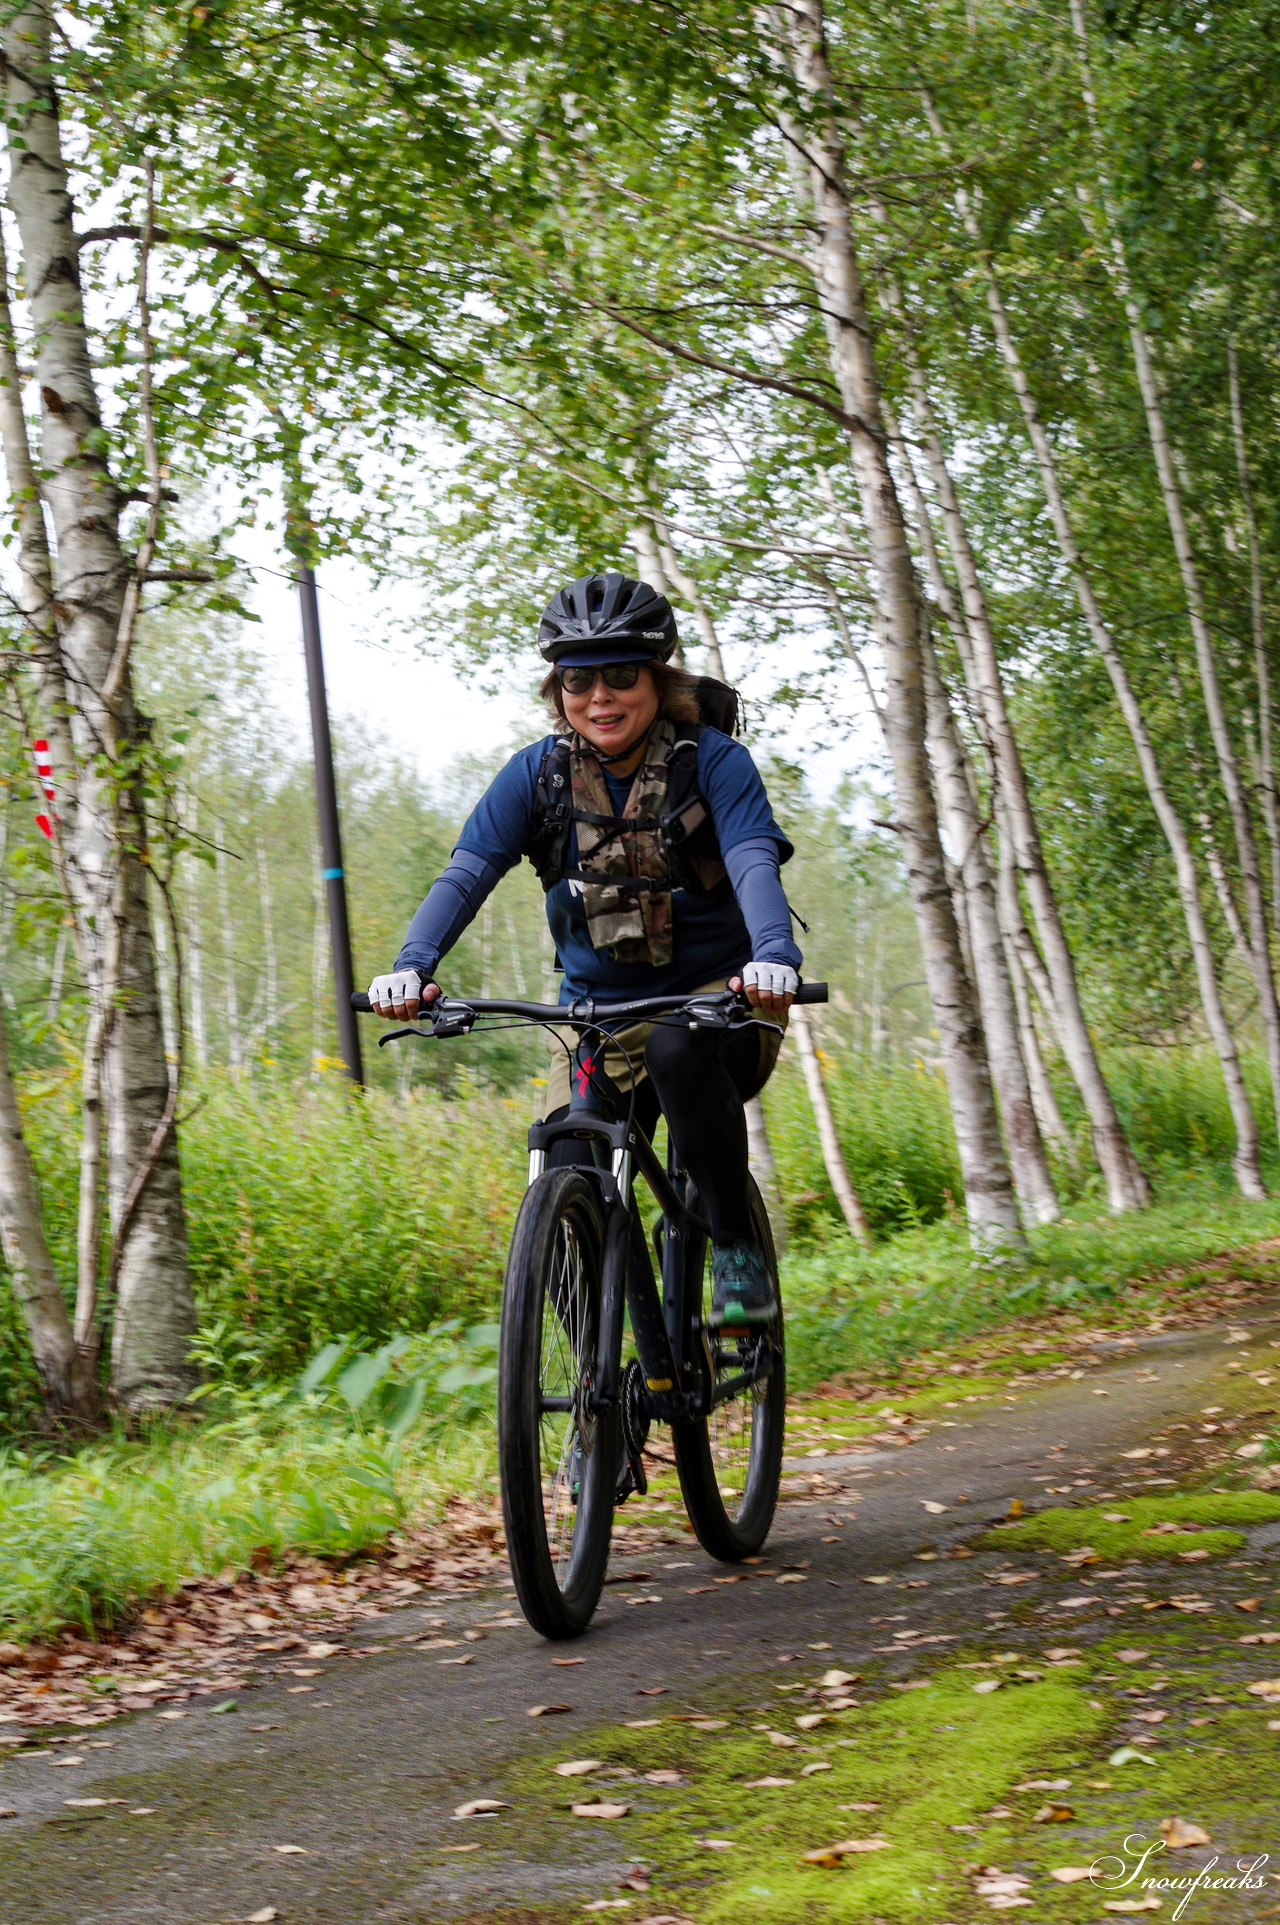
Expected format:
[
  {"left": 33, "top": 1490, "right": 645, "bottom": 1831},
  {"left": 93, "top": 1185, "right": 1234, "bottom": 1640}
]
[{"left": 1, "top": 1, "right": 196, "bottom": 1405}]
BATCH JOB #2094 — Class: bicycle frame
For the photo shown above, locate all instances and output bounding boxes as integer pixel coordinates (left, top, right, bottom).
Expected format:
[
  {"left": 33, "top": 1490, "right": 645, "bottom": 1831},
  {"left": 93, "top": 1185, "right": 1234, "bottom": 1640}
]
[
  {"left": 527, "top": 1034, "right": 710, "bottom": 1426},
  {"left": 352, "top": 982, "right": 826, "bottom": 1426}
]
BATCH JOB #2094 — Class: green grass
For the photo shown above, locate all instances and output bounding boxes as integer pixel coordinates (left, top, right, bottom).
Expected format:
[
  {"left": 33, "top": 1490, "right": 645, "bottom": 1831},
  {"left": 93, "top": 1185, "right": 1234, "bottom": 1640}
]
[{"left": 978, "top": 1490, "right": 1280, "bottom": 1562}]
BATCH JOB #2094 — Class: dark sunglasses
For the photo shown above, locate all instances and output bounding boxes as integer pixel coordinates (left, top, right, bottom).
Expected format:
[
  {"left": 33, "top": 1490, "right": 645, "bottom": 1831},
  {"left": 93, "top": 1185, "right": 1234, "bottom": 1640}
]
[{"left": 557, "top": 662, "right": 644, "bottom": 695}]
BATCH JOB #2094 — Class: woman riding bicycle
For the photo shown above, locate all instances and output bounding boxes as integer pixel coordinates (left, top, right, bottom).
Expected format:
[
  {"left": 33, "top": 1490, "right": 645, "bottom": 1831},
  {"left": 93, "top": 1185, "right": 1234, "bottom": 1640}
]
[{"left": 368, "top": 570, "right": 801, "bottom": 1330}]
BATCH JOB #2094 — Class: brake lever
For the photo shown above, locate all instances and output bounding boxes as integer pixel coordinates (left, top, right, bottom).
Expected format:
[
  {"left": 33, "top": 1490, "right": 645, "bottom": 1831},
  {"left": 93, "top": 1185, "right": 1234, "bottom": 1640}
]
[{"left": 376, "top": 1024, "right": 431, "bottom": 1047}]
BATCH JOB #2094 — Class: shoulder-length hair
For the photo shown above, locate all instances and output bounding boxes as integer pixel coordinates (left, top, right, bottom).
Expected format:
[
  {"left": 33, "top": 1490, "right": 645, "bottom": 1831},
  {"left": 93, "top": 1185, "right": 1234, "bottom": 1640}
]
[{"left": 540, "top": 659, "right": 702, "bottom": 733}]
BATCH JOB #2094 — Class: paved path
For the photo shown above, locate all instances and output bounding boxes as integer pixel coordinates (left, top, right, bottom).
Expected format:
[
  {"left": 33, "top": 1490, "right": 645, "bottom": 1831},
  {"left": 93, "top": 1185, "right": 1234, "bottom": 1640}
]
[{"left": 1, "top": 1303, "right": 1276, "bottom": 1924}]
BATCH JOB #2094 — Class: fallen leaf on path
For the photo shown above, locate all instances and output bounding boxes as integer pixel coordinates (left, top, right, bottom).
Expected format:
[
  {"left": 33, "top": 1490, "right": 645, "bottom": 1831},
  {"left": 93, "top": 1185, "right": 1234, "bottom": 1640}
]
[
  {"left": 306, "top": 1643, "right": 340, "bottom": 1658},
  {"left": 246, "top": 1910, "right": 280, "bottom": 1923},
  {"left": 1121, "top": 1449, "right": 1154, "bottom": 1459},
  {"left": 1246, "top": 1680, "right": 1280, "bottom": 1698},
  {"left": 795, "top": 1713, "right": 828, "bottom": 1730},
  {"left": 1235, "top": 1599, "right": 1260, "bottom": 1612},
  {"left": 272, "top": 1843, "right": 307, "bottom": 1854},
  {"left": 1102, "top": 1513, "right": 1131, "bottom": 1522},
  {"left": 554, "top": 1760, "right": 604, "bottom": 1777},
  {"left": 819, "top": 1669, "right": 860, "bottom": 1689},
  {"left": 441, "top": 1843, "right": 482, "bottom": 1853},
  {"left": 861, "top": 1575, "right": 892, "bottom": 1585},
  {"left": 1161, "top": 1817, "right": 1210, "bottom": 1849},
  {"left": 527, "top": 1704, "right": 573, "bottom": 1717},
  {"left": 635, "top": 1687, "right": 668, "bottom": 1697},
  {"left": 1115, "top": 1650, "right": 1150, "bottom": 1663},
  {"left": 553, "top": 1657, "right": 585, "bottom": 1666},
  {"left": 1050, "top": 1867, "right": 1095, "bottom": 1883},
  {"left": 973, "top": 1680, "right": 1002, "bottom": 1694},
  {"left": 838, "top": 1801, "right": 881, "bottom": 1811},
  {"left": 1033, "top": 1803, "right": 1075, "bottom": 1823},
  {"left": 439, "top": 1656, "right": 475, "bottom": 1666},
  {"left": 1109, "top": 1747, "right": 1155, "bottom": 1767},
  {"left": 1103, "top": 1899, "right": 1161, "bottom": 1912},
  {"left": 155, "top": 1710, "right": 187, "bottom": 1721},
  {"left": 1006, "top": 1498, "right": 1024, "bottom": 1518},
  {"left": 644, "top": 1769, "right": 685, "bottom": 1785},
  {"left": 210, "top": 1699, "right": 238, "bottom": 1713},
  {"left": 744, "top": 1776, "right": 794, "bottom": 1788},
  {"left": 128, "top": 1808, "right": 155, "bottom": 1815},
  {"left": 1133, "top": 1710, "right": 1167, "bottom": 1724},
  {"left": 1043, "top": 1649, "right": 1081, "bottom": 1662},
  {"left": 572, "top": 1802, "right": 630, "bottom": 1819},
  {"left": 1240, "top": 1631, "right": 1280, "bottom": 1645},
  {"left": 776, "top": 1574, "right": 807, "bottom": 1584},
  {"left": 1018, "top": 1778, "right": 1072, "bottom": 1791},
  {"left": 62, "top": 1798, "right": 118, "bottom": 1808},
  {"left": 922, "top": 1501, "right": 949, "bottom": 1514},
  {"left": 697, "top": 1837, "right": 735, "bottom": 1849},
  {"left": 623, "top": 1719, "right": 660, "bottom": 1729},
  {"left": 801, "top": 1838, "right": 892, "bottom": 1867},
  {"left": 993, "top": 1574, "right": 1035, "bottom": 1586},
  {"left": 454, "top": 1798, "right": 510, "bottom": 1817},
  {"left": 248, "top": 1724, "right": 278, "bottom": 1732},
  {"left": 801, "top": 1762, "right": 832, "bottom": 1776}
]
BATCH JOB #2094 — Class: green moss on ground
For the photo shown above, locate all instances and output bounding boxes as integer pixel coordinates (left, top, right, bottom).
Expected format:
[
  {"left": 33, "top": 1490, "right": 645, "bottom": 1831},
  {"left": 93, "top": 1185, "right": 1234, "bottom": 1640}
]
[
  {"left": 979, "top": 1490, "right": 1280, "bottom": 1562},
  {"left": 455, "top": 1613, "right": 1280, "bottom": 1922}
]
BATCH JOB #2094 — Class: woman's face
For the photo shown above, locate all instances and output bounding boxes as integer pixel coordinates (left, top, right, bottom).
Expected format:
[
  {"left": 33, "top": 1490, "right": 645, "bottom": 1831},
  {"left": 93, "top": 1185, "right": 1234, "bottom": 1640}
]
[{"left": 561, "top": 664, "right": 661, "bottom": 760}]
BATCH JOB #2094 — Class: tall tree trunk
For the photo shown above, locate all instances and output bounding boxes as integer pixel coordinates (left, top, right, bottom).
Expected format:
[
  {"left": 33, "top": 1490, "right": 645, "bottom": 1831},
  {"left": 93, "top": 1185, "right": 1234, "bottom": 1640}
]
[
  {"left": 884, "top": 396, "right": 1064, "bottom": 1209},
  {"left": 893, "top": 314, "right": 1146, "bottom": 1209},
  {"left": 769, "top": 0, "right": 1024, "bottom": 1252},
  {"left": 256, "top": 828, "right": 279, "bottom": 1042},
  {"left": 216, "top": 837, "right": 243, "bottom": 1073},
  {"left": 920, "top": 623, "right": 1060, "bottom": 1222},
  {"left": 921, "top": 90, "right": 1265, "bottom": 1203},
  {"left": 0, "top": 1007, "right": 98, "bottom": 1420},
  {"left": 1227, "top": 335, "right": 1279, "bottom": 944},
  {"left": 45, "top": 922, "right": 68, "bottom": 1027},
  {"left": 651, "top": 516, "right": 728, "bottom": 678},
  {"left": 745, "top": 1094, "right": 788, "bottom": 1255},
  {"left": 5, "top": 4, "right": 195, "bottom": 1404},
  {"left": 790, "top": 1005, "right": 873, "bottom": 1242},
  {"left": 1068, "top": 0, "right": 1280, "bottom": 1150}
]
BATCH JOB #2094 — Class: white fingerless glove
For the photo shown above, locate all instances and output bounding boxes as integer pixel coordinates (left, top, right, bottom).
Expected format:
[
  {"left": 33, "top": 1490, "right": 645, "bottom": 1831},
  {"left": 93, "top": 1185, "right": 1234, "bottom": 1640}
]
[
  {"left": 743, "top": 961, "right": 799, "bottom": 998},
  {"left": 367, "top": 968, "right": 427, "bottom": 1014}
]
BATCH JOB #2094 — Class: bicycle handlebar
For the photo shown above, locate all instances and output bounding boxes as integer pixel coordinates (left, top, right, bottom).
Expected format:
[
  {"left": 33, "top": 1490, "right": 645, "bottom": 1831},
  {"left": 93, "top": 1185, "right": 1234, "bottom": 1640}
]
[{"left": 349, "top": 982, "right": 828, "bottom": 1019}]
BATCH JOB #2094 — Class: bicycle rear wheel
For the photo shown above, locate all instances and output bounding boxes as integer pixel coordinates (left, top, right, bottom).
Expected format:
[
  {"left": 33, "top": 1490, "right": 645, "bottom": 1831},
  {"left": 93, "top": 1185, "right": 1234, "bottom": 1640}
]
[
  {"left": 498, "top": 1168, "right": 618, "bottom": 1638},
  {"left": 671, "top": 1176, "right": 786, "bottom": 1560}
]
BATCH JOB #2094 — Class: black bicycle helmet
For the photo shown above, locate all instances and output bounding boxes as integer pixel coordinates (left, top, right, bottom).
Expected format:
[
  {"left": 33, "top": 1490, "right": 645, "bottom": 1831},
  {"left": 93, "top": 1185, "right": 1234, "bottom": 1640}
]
[{"left": 537, "top": 571, "right": 679, "bottom": 666}]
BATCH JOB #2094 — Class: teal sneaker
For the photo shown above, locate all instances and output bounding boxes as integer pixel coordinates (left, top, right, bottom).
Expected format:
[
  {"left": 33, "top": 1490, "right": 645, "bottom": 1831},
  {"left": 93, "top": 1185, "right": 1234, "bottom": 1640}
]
[{"left": 709, "top": 1239, "right": 777, "bottom": 1328}]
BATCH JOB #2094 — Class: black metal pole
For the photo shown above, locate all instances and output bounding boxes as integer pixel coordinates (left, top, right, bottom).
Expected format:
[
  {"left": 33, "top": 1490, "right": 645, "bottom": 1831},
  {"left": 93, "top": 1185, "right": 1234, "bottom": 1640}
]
[{"left": 297, "top": 562, "right": 364, "bottom": 1087}]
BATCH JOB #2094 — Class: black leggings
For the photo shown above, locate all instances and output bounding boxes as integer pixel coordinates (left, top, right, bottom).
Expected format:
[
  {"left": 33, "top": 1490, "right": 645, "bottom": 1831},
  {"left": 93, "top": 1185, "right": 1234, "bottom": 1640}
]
[{"left": 546, "top": 1022, "right": 764, "bottom": 1244}]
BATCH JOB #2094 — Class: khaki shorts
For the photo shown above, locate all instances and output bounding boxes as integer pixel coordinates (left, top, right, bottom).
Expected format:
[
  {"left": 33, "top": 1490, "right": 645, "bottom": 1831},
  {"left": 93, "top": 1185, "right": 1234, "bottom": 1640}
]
[{"left": 538, "top": 978, "right": 786, "bottom": 1119}]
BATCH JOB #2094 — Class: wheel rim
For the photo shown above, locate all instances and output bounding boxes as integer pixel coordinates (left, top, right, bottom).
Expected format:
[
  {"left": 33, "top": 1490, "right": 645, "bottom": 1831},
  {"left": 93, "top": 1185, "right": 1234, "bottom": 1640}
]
[
  {"left": 538, "top": 1212, "right": 598, "bottom": 1586},
  {"left": 705, "top": 1327, "right": 774, "bottom": 1524}
]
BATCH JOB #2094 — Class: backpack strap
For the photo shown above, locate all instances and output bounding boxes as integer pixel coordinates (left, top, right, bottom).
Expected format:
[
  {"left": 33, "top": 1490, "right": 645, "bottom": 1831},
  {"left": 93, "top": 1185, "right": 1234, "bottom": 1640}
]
[{"left": 528, "top": 738, "right": 573, "bottom": 891}]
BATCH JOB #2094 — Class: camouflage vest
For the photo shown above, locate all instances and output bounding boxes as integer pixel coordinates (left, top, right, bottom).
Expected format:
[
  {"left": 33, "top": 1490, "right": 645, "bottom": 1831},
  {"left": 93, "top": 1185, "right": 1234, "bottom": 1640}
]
[{"left": 570, "top": 720, "right": 684, "bottom": 967}]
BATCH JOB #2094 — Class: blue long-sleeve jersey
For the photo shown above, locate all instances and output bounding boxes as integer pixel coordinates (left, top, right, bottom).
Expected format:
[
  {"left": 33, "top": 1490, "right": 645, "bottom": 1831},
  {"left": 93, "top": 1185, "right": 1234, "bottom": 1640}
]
[{"left": 395, "top": 728, "right": 802, "bottom": 1001}]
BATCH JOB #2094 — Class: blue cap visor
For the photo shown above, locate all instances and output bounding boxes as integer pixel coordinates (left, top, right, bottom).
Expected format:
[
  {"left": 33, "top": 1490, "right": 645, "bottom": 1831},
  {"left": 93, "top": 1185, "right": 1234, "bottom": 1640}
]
[{"left": 554, "top": 645, "right": 659, "bottom": 669}]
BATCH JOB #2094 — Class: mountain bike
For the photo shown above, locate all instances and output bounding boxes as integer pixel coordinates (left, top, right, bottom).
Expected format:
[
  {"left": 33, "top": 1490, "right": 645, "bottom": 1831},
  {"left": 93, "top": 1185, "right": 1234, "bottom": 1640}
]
[{"left": 353, "top": 981, "right": 827, "bottom": 1639}]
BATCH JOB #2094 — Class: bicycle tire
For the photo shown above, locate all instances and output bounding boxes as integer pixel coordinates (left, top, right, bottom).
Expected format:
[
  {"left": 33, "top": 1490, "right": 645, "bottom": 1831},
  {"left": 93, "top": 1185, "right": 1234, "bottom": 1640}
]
[
  {"left": 671, "top": 1176, "right": 786, "bottom": 1561},
  {"left": 498, "top": 1168, "right": 619, "bottom": 1638}
]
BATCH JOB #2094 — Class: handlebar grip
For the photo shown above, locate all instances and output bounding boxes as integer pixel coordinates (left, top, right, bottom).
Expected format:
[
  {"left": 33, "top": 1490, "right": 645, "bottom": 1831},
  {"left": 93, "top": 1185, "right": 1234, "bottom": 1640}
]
[
  {"left": 351, "top": 992, "right": 373, "bottom": 1012},
  {"left": 795, "top": 982, "right": 828, "bottom": 1004}
]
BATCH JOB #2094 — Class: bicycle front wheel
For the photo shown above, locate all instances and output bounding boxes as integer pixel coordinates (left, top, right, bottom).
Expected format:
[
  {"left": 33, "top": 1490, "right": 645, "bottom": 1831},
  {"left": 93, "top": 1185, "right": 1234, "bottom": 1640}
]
[
  {"left": 498, "top": 1168, "right": 618, "bottom": 1638},
  {"left": 672, "top": 1176, "right": 786, "bottom": 1561}
]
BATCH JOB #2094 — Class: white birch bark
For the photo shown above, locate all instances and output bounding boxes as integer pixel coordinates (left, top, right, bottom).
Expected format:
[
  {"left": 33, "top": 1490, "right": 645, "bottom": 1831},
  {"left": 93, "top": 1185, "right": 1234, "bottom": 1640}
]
[
  {"left": 216, "top": 836, "right": 243, "bottom": 1073},
  {"left": 745, "top": 1093, "right": 788, "bottom": 1255},
  {"left": 256, "top": 828, "right": 279, "bottom": 1039},
  {"left": 790, "top": 1005, "right": 873, "bottom": 1242},
  {"left": 893, "top": 316, "right": 1147, "bottom": 1209},
  {"left": 0, "top": 1006, "right": 97, "bottom": 1418},
  {"left": 768, "top": 0, "right": 1024, "bottom": 1251},
  {"left": 1227, "top": 336, "right": 1279, "bottom": 938},
  {"left": 651, "top": 516, "right": 728, "bottom": 679},
  {"left": 1067, "top": 0, "right": 1280, "bottom": 1149},
  {"left": 884, "top": 395, "right": 1063, "bottom": 1208},
  {"left": 182, "top": 791, "right": 208, "bottom": 1072},
  {"left": 920, "top": 623, "right": 1060, "bottom": 1221},
  {"left": 919, "top": 93, "right": 1265, "bottom": 1200},
  {"left": 4, "top": 4, "right": 195, "bottom": 1403}
]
